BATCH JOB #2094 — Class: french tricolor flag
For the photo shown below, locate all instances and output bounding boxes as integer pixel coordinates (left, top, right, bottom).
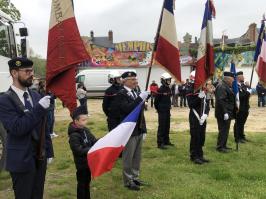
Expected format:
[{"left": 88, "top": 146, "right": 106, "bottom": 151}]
[
  {"left": 155, "top": 0, "right": 181, "bottom": 82},
  {"left": 88, "top": 102, "right": 144, "bottom": 178},
  {"left": 256, "top": 32, "right": 266, "bottom": 86},
  {"left": 194, "top": 0, "right": 216, "bottom": 91}
]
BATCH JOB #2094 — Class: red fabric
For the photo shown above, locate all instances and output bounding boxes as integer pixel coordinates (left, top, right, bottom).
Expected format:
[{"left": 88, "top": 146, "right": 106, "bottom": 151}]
[
  {"left": 155, "top": 36, "right": 181, "bottom": 82},
  {"left": 46, "top": 17, "right": 90, "bottom": 113},
  {"left": 150, "top": 84, "right": 158, "bottom": 93},
  {"left": 194, "top": 44, "right": 215, "bottom": 91},
  {"left": 257, "top": 57, "right": 266, "bottom": 84},
  {"left": 87, "top": 146, "right": 124, "bottom": 178}
]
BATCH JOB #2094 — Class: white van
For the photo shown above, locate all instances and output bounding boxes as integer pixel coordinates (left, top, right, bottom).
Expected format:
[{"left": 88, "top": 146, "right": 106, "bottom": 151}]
[{"left": 76, "top": 69, "right": 137, "bottom": 97}]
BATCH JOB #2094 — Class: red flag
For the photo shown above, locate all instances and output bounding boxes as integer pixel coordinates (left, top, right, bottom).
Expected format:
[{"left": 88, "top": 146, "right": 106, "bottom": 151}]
[
  {"left": 154, "top": 0, "right": 181, "bottom": 82},
  {"left": 194, "top": 0, "right": 215, "bottom": 91},
  {"left": 46, "top": 0, "right": 90, "bottom": 113},
  {"left": 256, "top": 34, "right": 266, "bottom": 86}
]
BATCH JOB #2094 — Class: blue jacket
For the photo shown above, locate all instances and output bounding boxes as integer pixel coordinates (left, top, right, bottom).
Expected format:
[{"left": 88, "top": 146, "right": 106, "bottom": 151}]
[{"left": 0, "top": 88, "right": 54, "bottom": 172}]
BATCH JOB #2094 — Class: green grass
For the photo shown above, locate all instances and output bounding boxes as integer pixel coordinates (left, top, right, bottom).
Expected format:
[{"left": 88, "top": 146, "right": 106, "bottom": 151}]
[{"left": 1, "top": 110, "right": 266, "bottom": 198}]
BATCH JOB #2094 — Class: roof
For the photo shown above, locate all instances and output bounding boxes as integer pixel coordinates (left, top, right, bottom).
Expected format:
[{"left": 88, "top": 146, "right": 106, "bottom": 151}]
[{"left": 91, "top": 37, "right": 115, "bottom": 48}]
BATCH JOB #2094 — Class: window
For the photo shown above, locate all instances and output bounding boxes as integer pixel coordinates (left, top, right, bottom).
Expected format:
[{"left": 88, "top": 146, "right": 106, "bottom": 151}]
[
  {"left": 76, "top": 75, "right": 85, "bottom": 83},
  {"left": 0, "top": 21, "right": 16, "bottom": 58}
]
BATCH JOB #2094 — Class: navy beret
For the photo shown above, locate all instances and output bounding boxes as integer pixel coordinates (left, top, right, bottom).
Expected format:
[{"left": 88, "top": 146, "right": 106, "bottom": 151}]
[
  {"left": 8, "top": 57, "right": 33, "bottom": 69},
  {"left": 121, "top": 71, "right": 137, "bottom": 79},
  {"left": 223, "top": 71, "right": 234, "bottom": 78},
  {"left": 236, "top": 71, "right": 243, "bottom": 76},
  {"left": 71, "top": 105, "right": 88, "bottom": 120}
]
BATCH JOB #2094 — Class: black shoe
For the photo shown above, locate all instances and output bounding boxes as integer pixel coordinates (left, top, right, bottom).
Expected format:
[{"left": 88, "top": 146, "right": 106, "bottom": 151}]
[
  {"left": 165, "top": 142, "right": 174, "bottom": 146},
  {"left": 125, "top": 183, "right": 140, "bottom": 191},
  {"left": 216, "top": 148, "right": 228, "bottom": 153},
  {"left": 192, "top": 158, "right": 204, "bottom": 164},
  {"left": 200, "top": 157, "right": 210, "bottom": 163},
  {"left": 224, "top": 147, "right": 232, "bottom": 150},
  {"left": 133, "top": 179, "right": 147, "bottom": 186},
  {"left": 158, "top": 145, "right": 167, "bottom": 150}
]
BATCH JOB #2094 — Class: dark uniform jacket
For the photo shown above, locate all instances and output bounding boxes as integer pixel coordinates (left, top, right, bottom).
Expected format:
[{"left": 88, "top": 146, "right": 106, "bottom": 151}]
[
  {"left": 238, "top": 82, "right": 250, "bottom": 112},
  {"left": 154, "top": 85, "right": 172, "bottom": 111},
  {"left": 102, "top": 84, "right": 122, "bottom": 117},
  {"left": 215, "top": 81, "right": 236, "bottom": 119},
  {"left": 113, "top": 87, "right": 146, "bottom": 136},
  {"left": 0, "top": 88, "right": 54, "bottom": 172},
  {"left": 68, "top": 123, "right": 97, "bottom": 170},
  {"left": 186, "top": 83, "right": 210, "bottom": 116}
]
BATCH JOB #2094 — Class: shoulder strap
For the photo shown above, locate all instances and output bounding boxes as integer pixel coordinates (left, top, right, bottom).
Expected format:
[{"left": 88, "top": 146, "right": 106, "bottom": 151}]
[{"left": 4, "top": 90, "right": 26, "bottom": 112}]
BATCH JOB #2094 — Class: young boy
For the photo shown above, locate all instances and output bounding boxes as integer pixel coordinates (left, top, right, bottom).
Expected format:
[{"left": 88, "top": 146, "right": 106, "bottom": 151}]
[{"left": 68, "top": 105, "right": 97, "bottom": 199}]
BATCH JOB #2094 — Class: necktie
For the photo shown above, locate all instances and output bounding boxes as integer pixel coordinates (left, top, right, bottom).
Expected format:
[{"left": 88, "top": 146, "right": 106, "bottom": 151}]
[
  {"left": 23, "top": 92, "right": 33, "bottom": 111},
  {"left": 131, "top": 90, "right": 137, "bottom": 99}
]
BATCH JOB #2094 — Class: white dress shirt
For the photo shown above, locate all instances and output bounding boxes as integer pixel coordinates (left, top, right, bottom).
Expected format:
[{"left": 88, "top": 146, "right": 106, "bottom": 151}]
[{"left": 11, "top": 85, "right": 33, "bottom": 106}]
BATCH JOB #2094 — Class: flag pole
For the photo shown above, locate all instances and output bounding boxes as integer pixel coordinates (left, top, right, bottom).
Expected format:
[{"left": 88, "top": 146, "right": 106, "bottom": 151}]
[
  {"left": 145, "top": 0, "right": 166, "bottom": 91},
  {"left": 249, "top": 61, "right": 256, "bottom": 87}
]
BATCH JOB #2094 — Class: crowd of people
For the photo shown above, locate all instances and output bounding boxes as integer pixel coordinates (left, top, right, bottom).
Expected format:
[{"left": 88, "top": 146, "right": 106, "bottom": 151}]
[{"left": 0, "top": 56, "right": 264, "bottom": 199}]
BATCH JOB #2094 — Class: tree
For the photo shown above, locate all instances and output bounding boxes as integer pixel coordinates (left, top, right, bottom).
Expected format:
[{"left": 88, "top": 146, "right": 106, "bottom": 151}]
[{"left": 0, "top": 0, "right": 21, "bottom": 21}]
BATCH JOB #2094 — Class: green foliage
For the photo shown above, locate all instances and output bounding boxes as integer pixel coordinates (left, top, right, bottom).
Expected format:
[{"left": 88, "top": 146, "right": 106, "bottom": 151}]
[
  {"left": 0, "top": 0, "right": 21, "bottom": 21},
  {"left": 214, "top": 45, "right": 256, "bottom": 54},
  {"left": 30, "top": 56, "right": 46, "bottom": 78}
]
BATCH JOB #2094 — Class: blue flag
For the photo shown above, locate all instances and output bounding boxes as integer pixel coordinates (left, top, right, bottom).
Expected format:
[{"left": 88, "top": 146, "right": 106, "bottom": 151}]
[
  {"left": 230, "top": 62, "right": 240, "bottom": 109},
  {"left": 254, "top": 20, "right": 265, "bottom": 62}
]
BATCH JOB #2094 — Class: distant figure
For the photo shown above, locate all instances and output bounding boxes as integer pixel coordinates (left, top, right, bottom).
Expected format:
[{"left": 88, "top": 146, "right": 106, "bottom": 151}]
[
  {"left": 171, "top": 81, "right": 179, "bottom": 107},
  {"left": 256, "top": 82, "right": 265, "bottom": 107},
  {"left": 206, "top": 80, "right": 215, "bottom": 108},
  {"left": 178, "top": 80, "right": 187, "bottom": 107},
  {"left": 149, "top": 80, "right": 158, "bottom": 108},
  {"left": 76, "top": 83, "right": 88, "bottom": 111}
]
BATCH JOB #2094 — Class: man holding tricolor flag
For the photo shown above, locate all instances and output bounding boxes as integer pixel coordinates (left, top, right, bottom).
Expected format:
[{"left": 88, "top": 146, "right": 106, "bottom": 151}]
[
  {"left": 46, "top": 0, "right": 90, "bottom": 114},
  {"left": 194, "top": 0, "right": 215, "bottom": 91},
  {"left": 88, "top": 71, "right": 149, "bottom": 191}
]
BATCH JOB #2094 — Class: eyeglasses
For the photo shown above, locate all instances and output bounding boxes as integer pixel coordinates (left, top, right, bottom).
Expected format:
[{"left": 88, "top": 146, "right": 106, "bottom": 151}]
[{"left": 18, "top": 68, "right": 34, "bottom": 74}]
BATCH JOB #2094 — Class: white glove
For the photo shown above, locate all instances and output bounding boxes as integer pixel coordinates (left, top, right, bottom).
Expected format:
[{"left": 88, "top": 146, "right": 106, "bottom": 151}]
[
  {"left": 142, "top": 133, "right": 147, "bottom": 140},
  {"left": 47, "top": 158, "right": 53, "bottom": 164},
  {"left": 139, "top": 91, "right": 149, "bottom": 100},
  {"left": 199, "top": 114, "right": 208, "bottom": 125},
  {"left": 224, "top": 113, "right": 229, "bottom": 121},
  {"left": 39, "top": 96, "right": 51, "bottom": 109},
  {"left": 247, "top": 88, "right": 252, "bottom": 94},
  {"left": 198, "top": 91, "right": 206, "bottom": 99}
]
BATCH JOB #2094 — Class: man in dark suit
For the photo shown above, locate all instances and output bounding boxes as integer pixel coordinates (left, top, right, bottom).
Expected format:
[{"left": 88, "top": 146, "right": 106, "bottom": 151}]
[
  {"left": 234, "top": 71, "right": 252, "bottom": 143},
  {"left": 0, "top": 57, "right": 54, "bottom": 199},
  {"left": 215, "top": 71, "right": 236, "bottom": 153},
  {"left": 113, "top": 71, "right": 148, "bottom": 191}
]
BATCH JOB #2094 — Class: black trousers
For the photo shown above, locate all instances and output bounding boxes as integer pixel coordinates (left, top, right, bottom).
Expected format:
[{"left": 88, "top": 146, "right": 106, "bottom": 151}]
[
  {"left": 207, "top": 99, "right": 215, "bottom": 108},
  {"left": 217, "top": 118, "right": 231, "bottom": 149},
  {"left": 150, "top": 95, "right": 155, "bottom": 108},
  {"left": 189, "top": 112, "right": 206, "bottom": 159},
  {"left": 180, "top": 95, "right": 187, "bottom": 107},
  {"left": 10, "top": 159, "right": 47, "bottom": 199},
  {"left": 157, "top": 110, "right": 171, "bottom": 146},
  {"left": 76, "top": 169, "right": 91, "bottom": 199},
  {"left": 79, "top": 98, "right": 88, "bottom": 111},
  {"left": 234, "top": 111, "right": 249, "bottom": 141}
]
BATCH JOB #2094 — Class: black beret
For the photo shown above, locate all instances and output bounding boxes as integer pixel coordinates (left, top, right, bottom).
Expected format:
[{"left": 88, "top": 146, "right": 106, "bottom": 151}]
[
  {"left": 71, "top": 105, "right": 88, "bottom": 120},
  {"left": 236, "top": 71, "right": 243, "bottom": 76},
  {"left": 121, "top": 71, "right": 137, "bottom": 79},
  {"left": 223, "top": 71, "right": 234, "bottom": 78},
  {"left": 8, "top": 57, "right": 33, "bottom": 69}
]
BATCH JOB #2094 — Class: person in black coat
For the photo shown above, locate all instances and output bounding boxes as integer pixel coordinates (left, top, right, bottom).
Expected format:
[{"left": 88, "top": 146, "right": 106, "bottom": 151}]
[
  {"left": 0, "top": 57, "right": 54, "bottom": 199},
  {"left": 68, "top": 106, "right": 97, "bottom": 199},
  {"left": 112, "top": 71, "right": 148, "bottom": 191},
  {"left": 215, "top": 72, "right": 236, "bottom": 153},
  {"left": 256, "top": 82, "right": 265, "bottom": 107},
  {"left": 234, "top": 71, "right": 252, "bottom": 143},
  {"left": 154, "top": 72, "right": 173, "bottom": 149},
  {"left": 102, "top": 70, "right": 122, "bottom": 131},
  {"left": 186, "top": 71, "right": 210, "bottom": 164}
]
